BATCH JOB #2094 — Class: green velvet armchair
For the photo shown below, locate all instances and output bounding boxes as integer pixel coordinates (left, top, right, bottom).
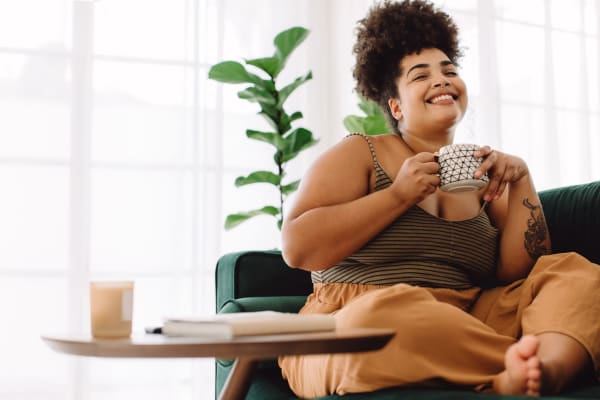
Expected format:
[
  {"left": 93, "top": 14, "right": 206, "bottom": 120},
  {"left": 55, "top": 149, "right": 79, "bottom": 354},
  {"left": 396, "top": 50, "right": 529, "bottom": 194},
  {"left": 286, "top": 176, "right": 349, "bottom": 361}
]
[{"left": 215, "top": 181, "right": 600, "bottom": 400}]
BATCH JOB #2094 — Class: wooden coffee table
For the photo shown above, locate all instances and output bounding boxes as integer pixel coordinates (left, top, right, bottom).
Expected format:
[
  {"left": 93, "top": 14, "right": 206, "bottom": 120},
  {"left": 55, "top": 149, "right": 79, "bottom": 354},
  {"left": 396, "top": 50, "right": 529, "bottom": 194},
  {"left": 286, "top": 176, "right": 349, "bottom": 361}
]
[{"left": 42, "top": 328, "right": 394, "bottom": 400}]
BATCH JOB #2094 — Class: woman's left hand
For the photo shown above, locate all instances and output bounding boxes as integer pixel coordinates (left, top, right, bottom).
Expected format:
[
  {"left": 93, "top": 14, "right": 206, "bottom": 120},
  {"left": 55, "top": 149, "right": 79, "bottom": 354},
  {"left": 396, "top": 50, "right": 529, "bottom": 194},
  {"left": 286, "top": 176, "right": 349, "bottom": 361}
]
[{"left": 474, "top": 146, "right": 529, "bottom": 201}]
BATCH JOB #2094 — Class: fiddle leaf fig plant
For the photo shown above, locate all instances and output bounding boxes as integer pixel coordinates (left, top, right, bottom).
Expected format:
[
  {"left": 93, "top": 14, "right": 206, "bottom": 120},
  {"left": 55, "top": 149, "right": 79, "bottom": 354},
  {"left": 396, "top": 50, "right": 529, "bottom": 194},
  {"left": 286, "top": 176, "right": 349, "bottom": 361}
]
[
  {"left": 343, "top": 95, "right": 391, "bottom": 135},
  {"left": 208, "top": 26, "right": 318, "bottom": 230}
]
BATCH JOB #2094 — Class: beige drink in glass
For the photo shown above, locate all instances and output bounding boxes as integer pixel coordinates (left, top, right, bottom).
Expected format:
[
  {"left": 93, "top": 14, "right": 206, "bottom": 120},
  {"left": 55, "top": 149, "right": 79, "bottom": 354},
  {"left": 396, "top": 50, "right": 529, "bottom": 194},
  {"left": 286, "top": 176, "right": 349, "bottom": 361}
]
[{"left": 90, "top": 281, "right": 134, "bottom": 338}]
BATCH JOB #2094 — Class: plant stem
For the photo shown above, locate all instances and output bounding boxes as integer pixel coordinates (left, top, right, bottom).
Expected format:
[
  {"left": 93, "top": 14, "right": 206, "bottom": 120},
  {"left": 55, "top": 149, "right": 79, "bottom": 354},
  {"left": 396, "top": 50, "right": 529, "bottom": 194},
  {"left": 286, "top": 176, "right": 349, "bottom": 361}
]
[
  {"left": 272, "top": 78, "right": 285, "bottom": 227},
  {"left": 278, "top": 162, "right": 284, "bottom": 224}
]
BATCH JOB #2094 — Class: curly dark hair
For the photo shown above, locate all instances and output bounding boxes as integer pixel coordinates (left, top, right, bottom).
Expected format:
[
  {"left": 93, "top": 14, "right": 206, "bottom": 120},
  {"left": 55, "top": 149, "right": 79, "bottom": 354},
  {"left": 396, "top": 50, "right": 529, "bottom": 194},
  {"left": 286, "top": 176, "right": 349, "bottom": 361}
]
[{"left": 353, "top": 0, "right": 463, "bottom": 133}]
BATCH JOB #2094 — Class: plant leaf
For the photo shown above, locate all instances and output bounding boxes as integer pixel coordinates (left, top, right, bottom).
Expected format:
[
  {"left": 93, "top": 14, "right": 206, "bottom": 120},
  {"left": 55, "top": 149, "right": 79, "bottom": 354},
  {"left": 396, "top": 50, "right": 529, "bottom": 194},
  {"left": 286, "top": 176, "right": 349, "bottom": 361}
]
[
  {"left": 278, "top": 71, "right": 313, "bottom": 107},
  {"left": 208, "top": 61, "right": 256, "bottom": 84},
  {"left": 237, "top": 86, "right": 276, "bottom": 106},
  {"left": 258, "top": 111, "right": 279, "bottom": 132},
  {"left": 362, "top": 115, "right": 390, "bottom": 134},
  {"left": 235, "top": 171, "right": 281, "bottom": 187},
  {"left": 224, "top": 206, "right": 280, "bottom": 230},
  {"left": 343, "top": 115, "right": 366, "bottom": 133},
  {"left": 246, "top": 129, "right": 285, "bottom": 150},
  {"left": 245, "top": 56, "right": 280, "bottom": 78},
  {"left": 277, "top": 111, "right": 304, "bottom": 135},
  {"left": 288, "top": 111, "right": 303, "bottom": 123},
  {"left": 274, "top": 27, "right": 309, "bottom": 68},
  {"left": 343, "top": 115, "right": 389, "bottom": 135},
  {"left": 281, "top": 179, "right": 300, "bottom": 195},
  {"left": 281, "top": 128, "right": 318, "bottom": 162},
  {"left": 358, "top": 96, "right": 385, "bottom": 116},
  {"left": 260, "top": 104, "right": 279, "bottom": 122},
  {"left": 278, "top": 112, "right": 292, "bottom": 136},
  {"left": 258, "top": 79, "right": 276, "bottom": 92}
]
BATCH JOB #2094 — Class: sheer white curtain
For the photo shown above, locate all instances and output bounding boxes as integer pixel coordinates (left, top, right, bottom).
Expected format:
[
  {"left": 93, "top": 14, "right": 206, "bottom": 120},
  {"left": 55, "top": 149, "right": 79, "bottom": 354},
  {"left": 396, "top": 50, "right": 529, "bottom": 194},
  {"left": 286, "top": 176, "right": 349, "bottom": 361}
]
[
  {"left": 0, "top": 1, "right": 598, "bottom": 399},
  {"left": 0, "top": 0, "right": 316, "bottom": 399}
]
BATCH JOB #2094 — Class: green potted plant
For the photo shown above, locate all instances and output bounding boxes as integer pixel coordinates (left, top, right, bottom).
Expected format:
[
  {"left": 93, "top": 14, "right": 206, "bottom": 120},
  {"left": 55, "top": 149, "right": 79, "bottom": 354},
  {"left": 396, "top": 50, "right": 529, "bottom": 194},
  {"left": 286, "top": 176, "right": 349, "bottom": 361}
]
[{"left": 208, "top": 26, "right": 317, "bottom": 231}]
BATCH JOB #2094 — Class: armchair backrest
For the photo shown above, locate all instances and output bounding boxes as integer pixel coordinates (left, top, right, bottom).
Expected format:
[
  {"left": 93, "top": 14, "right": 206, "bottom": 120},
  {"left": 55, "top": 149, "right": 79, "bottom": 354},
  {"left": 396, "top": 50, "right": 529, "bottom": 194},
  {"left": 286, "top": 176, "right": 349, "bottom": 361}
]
[{"left": 539, "top": 180, "right": 600, "bottom": 264}]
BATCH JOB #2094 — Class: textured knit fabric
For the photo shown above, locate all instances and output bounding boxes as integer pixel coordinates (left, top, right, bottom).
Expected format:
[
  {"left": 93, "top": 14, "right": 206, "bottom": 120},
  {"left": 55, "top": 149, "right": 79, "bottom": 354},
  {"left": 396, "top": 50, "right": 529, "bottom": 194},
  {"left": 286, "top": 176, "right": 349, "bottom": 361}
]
[{"left": 311, "top": 133, "right": 499, "bottom": 289}]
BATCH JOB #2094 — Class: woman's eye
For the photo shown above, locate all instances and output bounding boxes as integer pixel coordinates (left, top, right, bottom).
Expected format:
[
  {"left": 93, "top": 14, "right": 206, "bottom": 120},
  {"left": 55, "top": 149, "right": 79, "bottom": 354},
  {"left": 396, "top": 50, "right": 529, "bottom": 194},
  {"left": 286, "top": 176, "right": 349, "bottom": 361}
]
[
  {"left": 445, "top": 71, "right": 458, "bottom": 76},
  {"left": 412, "top": 74, "right": 427, "bottom": 81}
]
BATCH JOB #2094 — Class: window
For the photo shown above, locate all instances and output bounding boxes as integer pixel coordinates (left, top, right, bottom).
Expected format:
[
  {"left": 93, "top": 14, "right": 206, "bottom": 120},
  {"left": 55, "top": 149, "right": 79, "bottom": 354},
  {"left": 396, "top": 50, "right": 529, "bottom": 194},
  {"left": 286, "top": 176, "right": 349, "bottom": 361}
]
[{"left": 2, "top": 1, "right": 598, "bottom": 398}]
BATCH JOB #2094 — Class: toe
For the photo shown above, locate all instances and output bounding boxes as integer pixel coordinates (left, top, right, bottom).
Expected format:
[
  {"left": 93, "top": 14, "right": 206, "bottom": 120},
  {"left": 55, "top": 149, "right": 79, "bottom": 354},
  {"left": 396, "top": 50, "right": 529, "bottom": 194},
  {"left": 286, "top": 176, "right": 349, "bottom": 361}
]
[
  {"left": 517, "top": 335, "right": 540, "bottom": 358},
  {"left": 528, "top": 368, "right": 541, "bottom": 380},
  {"left": 527, "top": 356, "right": 540, "bottom": 369}
]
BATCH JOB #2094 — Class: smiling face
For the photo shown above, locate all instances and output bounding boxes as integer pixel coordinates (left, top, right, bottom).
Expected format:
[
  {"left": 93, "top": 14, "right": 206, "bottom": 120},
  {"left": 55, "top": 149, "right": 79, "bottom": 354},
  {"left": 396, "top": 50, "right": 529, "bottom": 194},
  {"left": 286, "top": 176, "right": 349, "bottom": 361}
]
[{"left": 388, "top": 48, "right": 468, "bottom": 140}]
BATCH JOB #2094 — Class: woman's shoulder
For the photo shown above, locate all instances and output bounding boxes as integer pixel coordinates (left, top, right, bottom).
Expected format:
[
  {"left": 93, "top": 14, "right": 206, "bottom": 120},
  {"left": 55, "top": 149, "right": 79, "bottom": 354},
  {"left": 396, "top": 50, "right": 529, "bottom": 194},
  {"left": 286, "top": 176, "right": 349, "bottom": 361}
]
[
  {"left": 342, "top": 132, "right": 397, "bottom": 143},
  {"left": 340, "top": 133, "right": 400, "bottom": 155},
  {"left": 311, "top": 133, "right": 399, "bottom": 171}
]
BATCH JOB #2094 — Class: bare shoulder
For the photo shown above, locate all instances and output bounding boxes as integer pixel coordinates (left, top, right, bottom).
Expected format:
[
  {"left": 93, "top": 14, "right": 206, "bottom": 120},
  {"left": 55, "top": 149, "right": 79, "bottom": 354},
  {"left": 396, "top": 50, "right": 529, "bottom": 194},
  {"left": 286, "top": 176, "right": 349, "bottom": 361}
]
[
  {"left": 303, "top": 134, "right": 375, "bottom": 185},
  {"left": 342, "top": 133, "right": 405, "bottom": 158},
  {"left": 285, "top": 134, "right": 376, "bottom": 218},
  {"left": 305, "top": 133, "right": 403, "bottom": 183}
]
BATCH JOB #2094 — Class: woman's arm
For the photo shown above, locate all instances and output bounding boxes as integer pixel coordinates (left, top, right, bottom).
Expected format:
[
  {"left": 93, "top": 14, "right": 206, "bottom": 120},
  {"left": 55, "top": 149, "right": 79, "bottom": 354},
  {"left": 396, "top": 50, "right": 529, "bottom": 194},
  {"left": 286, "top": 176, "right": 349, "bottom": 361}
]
[
  {"left": 476, "top": 147, "right": 552, "bottom": 284},
  {"left": 282, "top": 136, "right": 439, "bottom": 271}
]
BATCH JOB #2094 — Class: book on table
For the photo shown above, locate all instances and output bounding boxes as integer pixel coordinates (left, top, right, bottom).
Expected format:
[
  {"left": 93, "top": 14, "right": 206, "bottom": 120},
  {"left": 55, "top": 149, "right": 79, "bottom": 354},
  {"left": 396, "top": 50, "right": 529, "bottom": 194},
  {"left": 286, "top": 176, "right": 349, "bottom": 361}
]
[{"left": 161, "top": 311, "right": 336, "bottom": 339}]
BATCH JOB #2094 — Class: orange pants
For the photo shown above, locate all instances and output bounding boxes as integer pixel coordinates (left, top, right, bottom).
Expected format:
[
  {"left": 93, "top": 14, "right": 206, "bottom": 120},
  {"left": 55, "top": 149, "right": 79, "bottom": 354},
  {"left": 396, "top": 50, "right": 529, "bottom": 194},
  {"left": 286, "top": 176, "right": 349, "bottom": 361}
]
[{"left": 279, "top": 252, "right": 600, "bottom": 398}]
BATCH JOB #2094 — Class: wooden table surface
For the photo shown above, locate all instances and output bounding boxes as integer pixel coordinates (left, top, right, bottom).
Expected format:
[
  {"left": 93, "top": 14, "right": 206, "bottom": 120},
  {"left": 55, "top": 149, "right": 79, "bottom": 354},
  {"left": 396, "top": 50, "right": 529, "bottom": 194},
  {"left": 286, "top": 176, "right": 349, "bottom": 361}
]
[{"left": 42, "top": 328, "right": 395, "bottom": 400}]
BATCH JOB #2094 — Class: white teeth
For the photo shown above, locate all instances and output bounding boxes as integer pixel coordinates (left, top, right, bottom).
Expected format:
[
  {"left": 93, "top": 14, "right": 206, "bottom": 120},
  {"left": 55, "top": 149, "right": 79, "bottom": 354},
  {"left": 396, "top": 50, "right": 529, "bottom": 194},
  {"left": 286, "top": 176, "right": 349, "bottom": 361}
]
[{"left": 430, "top": 94, "right": 454, "bottom": 104}]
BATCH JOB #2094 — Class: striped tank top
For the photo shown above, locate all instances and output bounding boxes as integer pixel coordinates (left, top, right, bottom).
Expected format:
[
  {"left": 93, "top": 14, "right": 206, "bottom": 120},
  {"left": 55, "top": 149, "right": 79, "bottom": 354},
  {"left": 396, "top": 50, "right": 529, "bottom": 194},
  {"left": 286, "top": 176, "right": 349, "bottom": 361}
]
[{"left": 311, "top": 134, "right": 499, "bottom": 289}]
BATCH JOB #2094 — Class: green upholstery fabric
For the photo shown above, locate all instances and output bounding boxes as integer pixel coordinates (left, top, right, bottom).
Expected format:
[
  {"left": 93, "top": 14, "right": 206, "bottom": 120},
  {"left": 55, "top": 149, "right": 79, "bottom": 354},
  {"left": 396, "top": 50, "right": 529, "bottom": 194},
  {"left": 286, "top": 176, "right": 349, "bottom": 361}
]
[
  {"left": 214, "top": 181, "right": 600, "bottom": 399},
  {"left": 538, "top": 181, "right": 600, "bottom": 264},
  {"left": 215, "top": 250, "right": 313, "bottom": 312}
]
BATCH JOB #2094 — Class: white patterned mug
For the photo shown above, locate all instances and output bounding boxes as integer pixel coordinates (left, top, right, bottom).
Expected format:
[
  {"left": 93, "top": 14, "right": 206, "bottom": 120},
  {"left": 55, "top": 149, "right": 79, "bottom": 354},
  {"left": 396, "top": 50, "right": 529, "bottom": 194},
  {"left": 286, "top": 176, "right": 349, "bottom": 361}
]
[{"left": 437, "top": 143, "right": 489, "bottom": 192}]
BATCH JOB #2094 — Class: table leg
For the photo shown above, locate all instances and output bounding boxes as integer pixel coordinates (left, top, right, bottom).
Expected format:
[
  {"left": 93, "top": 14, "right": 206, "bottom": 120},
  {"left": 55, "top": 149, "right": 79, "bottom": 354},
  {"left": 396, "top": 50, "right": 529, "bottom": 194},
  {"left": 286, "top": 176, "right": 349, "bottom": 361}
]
[{"left": 218, "top": 357, "right": 258, "bottom": 400}]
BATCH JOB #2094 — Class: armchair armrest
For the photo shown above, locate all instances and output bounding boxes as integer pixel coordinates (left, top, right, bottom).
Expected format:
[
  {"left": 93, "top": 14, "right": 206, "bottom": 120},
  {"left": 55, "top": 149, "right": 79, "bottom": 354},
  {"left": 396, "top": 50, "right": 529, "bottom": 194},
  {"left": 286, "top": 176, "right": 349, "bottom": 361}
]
[
  {"left": 215, "top": 250, "right": 312, "bottom": 312},
  {"left": 219, "top": 296, "right": 308, "bottom": 315}
]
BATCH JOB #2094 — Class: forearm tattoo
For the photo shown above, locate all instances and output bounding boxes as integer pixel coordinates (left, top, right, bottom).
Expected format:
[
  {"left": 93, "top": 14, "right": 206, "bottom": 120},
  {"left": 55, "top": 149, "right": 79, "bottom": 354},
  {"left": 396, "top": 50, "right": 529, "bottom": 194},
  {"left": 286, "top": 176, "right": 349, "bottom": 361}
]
[{"left": 523, "top": 198, "right": 549, "bottom": 260}]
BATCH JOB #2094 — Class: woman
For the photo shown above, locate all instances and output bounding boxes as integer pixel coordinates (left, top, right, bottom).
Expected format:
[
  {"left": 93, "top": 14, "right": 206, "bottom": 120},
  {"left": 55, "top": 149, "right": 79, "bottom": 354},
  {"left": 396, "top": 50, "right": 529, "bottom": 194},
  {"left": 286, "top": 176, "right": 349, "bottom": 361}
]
[{"left": 278, "top": 0, "right": 600, "bottom": 397}]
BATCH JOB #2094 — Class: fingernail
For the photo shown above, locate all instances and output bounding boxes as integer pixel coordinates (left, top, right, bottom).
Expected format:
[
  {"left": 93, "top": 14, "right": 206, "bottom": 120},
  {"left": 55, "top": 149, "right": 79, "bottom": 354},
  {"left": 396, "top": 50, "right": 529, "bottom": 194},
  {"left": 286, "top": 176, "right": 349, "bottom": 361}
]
[{"left": 473, "top": 171, "right": 481, "bottom": 179}]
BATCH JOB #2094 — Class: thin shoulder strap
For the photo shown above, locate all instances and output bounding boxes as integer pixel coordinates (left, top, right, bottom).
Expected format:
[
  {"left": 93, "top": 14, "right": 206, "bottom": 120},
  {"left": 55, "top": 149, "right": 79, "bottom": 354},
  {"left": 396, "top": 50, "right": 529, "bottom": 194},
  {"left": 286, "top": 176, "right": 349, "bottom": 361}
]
[
  {"left": 345, "top": 132, "right": 379, "bottom": 170},
  {"left": 345, "top": 133, "right": 392, "bottom": 190}
]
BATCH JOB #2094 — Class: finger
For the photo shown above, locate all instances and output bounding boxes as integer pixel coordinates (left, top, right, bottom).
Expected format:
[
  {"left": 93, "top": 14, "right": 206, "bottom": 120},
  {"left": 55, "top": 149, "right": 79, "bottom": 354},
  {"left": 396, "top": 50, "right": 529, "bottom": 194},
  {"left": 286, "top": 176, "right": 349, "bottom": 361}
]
[
  {"left": 413, "top": 152, "right": 438, "bottom": 162},
  {"left": 475, "top": 145, "right": 492, "bottom": 158},
  {"left": 489, "top": 164, "right": 514, "bottom": 199},
  {"left": 493, "top": 180, "right": 508, "bottom": 200},
  {"left": 425, "top": 183, "right": 438, "bottom": 195},
  {"left": 484, "top": 166, "right": 505, "bottom": 201},
  {"left": 475, "top": 150, "right": 497, "bottom": 179},
  {"left": 423, "top": 161, "right": 441, "bottom": 174}
]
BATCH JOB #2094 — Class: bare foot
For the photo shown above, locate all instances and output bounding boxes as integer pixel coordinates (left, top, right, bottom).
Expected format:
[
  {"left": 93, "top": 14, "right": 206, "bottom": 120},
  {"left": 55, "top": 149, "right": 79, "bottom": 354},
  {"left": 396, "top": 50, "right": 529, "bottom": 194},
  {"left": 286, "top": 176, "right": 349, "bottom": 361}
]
[{"left": 493, "top": 335, "right": 542, "bottom": 396}]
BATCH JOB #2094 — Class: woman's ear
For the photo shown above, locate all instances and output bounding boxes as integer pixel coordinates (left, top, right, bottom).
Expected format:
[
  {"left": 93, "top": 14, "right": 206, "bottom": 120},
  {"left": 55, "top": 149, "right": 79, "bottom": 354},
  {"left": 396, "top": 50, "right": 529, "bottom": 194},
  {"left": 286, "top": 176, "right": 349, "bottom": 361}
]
[{"left": 388, "top": 97, "right": 402, "bottom": 120}]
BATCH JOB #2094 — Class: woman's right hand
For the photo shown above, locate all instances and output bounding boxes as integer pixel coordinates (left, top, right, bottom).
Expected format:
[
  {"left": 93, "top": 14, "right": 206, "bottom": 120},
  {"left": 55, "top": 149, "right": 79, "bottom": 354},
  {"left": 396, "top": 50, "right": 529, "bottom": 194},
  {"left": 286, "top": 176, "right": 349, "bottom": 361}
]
[{"left": 390, "top": 152, "right": 440, "bottom": 205}]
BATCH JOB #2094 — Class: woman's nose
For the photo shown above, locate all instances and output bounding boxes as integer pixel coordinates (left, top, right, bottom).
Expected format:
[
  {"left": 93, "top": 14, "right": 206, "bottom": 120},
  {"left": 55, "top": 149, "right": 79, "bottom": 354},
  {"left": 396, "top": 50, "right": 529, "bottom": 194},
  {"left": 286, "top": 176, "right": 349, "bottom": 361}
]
[{"left": 431, "top": 79, "right": 450, "bottom": 88}]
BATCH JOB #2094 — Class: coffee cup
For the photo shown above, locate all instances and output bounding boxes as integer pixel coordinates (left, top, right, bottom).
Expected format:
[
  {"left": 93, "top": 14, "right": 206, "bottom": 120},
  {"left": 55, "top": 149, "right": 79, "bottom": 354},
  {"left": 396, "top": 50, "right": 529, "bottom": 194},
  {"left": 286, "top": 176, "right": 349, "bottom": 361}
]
[
  {"left": 90, "top": 280, "right": 134, "bottom": 338},
  {"left": 437, "top": 143, "right": 488, "bottom": 192}
]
